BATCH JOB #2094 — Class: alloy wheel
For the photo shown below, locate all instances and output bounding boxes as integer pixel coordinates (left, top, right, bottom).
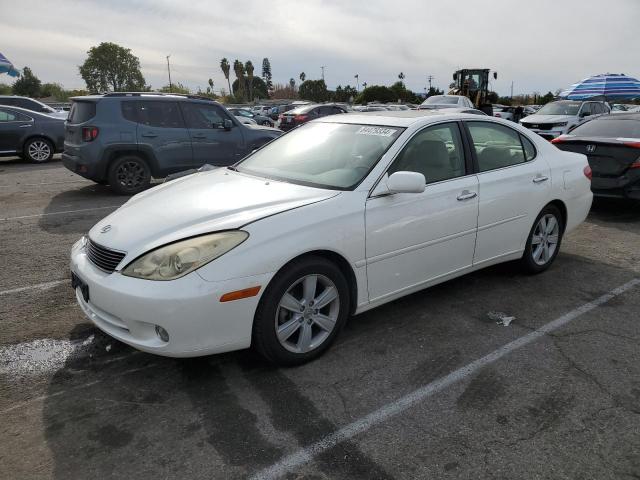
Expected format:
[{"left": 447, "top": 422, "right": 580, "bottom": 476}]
[
  {"left": 115, "top": 161, "right": 145, "bottom": 188},
  {"left": 531, "top": 214, "right": 560, "bottom": 266},
  {"left": 28, "top": 140, "right": 51, "bottom": 162},
  {"left": 275, "top": 274, "right": 340, "bottom": 354}
]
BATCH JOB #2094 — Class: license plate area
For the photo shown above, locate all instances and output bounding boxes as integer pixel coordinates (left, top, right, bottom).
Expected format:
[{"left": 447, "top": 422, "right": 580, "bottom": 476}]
[{"left": 71, "top": 272, "right": 89, "bottom": 302}]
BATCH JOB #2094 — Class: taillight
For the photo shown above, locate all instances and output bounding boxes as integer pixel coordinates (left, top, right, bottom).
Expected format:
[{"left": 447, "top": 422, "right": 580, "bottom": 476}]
[
  {"left": 623, "top": 141, "right": 640, "bottom": 149},
  {"left": 294, "top": 114, "right": 308, "bottom": 122},
  {"left": 583, "top": 165, "right": 592, "bottom": 180},
  {"left": 495, "top": 113, "right": 501, "bottom": 118},
  {"left": 551, "top": 136, "right": 566, "bottom": 144},
  {"left": 82, "top": 126, "right": 99, "bottom": 142},
  {"left": 629, "top": 161, "right": 640, "bottom": 169},
  {"left": 278, "top": 114, "right": 284, "bottom": 121}
]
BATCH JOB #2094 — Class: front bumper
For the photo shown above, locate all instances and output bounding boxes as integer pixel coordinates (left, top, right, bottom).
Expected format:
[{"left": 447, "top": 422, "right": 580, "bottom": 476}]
[
  {"left": 70, "top": 239, "right": 274, "bottom": 357},
  {"left": 524, "top": 128, "right": 565, "bottom": 141}
]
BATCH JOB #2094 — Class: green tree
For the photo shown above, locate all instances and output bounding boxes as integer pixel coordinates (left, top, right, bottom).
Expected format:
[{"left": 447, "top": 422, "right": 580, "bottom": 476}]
[
  {"left": 289, "top": 78, "right": 296, "bottom": 91},
  {"left": 354, "top": 85, "right": 395, "bottom": 104},
  {"left": 398, "top": 72, "right": 405, "bottom": 84},
  {"left": 298, "top": 79, "right": 329, "bottom": 102},
  {"left": 332, "top": 84, "right": 358, "bottom": 102},
  {"left": 220, "top": 58, "right": 231, "bottom": 97},
  {"left": 299, "top": 72, "right": 306, "bottom": 82},
  {"left": 233, "top": 59, "right": 245, "bottom": 101},
  {"left": 232, "top": 76, "right": 268, "bottom": 101},
  {"left": 159, "top": 82, "right": 190, "bottom": 94},
  {"left": 12, "top": 67, "right": 42, "bottom": 97},
  {"left": 539, "top": 91, "right": 555, "bottom": 104},
  {"left": 389, "top": 81, "right": 418, "bottom": 103},
  {"left": 0, "top": 83, "right": 12, "bottom": 95},
  {"left": 425, "top": 86, "right": 444, "bottom": 97},
  {"left": 40, "top": 82, "right": 67, "bottom": 100},
  {"left": 79, "top": 42, "right": 146, "bottom": 93},
  {"left": 245, "top": 61, "right": 255, "bottom": 101},
  {"left": 208, "top": 78, "right": 214, "bottom": 91},
  {"left": 261, "top": 57, "right": 272, "bottom": 93}
]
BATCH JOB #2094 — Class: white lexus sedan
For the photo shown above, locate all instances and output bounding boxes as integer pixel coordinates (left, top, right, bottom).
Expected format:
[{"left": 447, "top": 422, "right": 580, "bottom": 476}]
[{"left": 70, "top": 111, "right": 593, "bottom": 365}]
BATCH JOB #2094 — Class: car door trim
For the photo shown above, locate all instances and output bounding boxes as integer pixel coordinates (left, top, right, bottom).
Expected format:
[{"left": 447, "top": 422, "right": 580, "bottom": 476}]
[
  {"left": 366, "top": 226, "right": 477, "bottom": 265},
  {"left": 477, "top": 214, "right": 527, "bottom": 232}
]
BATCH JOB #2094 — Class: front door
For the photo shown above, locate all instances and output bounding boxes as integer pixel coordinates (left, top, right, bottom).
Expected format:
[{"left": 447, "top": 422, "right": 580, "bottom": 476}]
[
  {"left": 180, "top": 102, "right": 246, "bottom": 167},
  {"left": 0, "top": 108, "right": 32, "bottom": 153},
  {"left": 365, "top": 122, "right": 479, "bottom": 301}
]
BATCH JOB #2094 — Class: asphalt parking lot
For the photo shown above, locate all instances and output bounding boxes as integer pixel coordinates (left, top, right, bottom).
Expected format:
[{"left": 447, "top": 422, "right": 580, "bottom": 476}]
[{"left": 1, "top": 158, "right": 639, "bottom": 480}]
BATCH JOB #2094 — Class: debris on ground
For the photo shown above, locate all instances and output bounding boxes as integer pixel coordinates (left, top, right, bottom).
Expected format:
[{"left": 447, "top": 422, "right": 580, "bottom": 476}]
[{"left": 487, "top": 311, "right": 516, "bottom": 327}]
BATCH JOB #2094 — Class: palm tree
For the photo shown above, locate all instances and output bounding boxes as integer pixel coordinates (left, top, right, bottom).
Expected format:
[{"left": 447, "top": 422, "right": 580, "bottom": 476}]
[
  {"left": 398, "top": 72, "right": 405, "bottom": 84},
  {"left": 299, "top": 72, "right": 306, "bottom": 82},
  {"left": 245, "top": 61, "right": 254, "bottom": 101},
  {"left": 220, "top": 58, "right": 231, "bottom": 97},
  {"left": 362, "top": 82, "right": 367, "bottom": 89},
  {"left": 233, "top": 59, "right": 245, "bottom": 101}
]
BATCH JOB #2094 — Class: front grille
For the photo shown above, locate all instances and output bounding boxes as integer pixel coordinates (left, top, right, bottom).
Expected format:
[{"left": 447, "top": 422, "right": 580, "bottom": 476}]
[
  {"left": 523, "top": 123, "right": 553, "bottom": 131},
  {"left": 87, "top": 239, "right": 126, "bottom": 273}
]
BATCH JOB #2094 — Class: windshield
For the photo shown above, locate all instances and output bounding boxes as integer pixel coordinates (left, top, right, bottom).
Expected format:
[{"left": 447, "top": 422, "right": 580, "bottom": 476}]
[
  {"left": 236, "top": 122, "right": 403, "bottom": 189},
  {"left": 424, "top": 96, "right": 459, "bottom": 105},
  {"left": 570, "top": 118, "right": 640, "bottom": 138},
  {"left": 536, "top": 102, "right": 580, "bottom": 116}
]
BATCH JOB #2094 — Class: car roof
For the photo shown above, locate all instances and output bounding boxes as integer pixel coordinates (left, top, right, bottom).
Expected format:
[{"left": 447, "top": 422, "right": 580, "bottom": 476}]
[
  {"left": 69, "top": 93, "right": 222, "bottom": 105},
  {"left": 319, "top": 109, "right": 493, "bottom": 127},
  {"left": 590, "top": 112, "right": 640, "bottom": 121}
]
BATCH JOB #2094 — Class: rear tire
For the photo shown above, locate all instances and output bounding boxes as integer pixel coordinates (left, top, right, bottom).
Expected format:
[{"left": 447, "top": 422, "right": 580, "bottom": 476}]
[
  {"left": 107, "top": 155, "right": 151, "bottom": 195},
  {"left": 252, "top": 256, "right": 350, "bottom": 366},
  {"left": 24, "top": 137, "right": 54, "bottom": 163},
  {"left": 520, "top": 204, "right": 563, "bottom": 274}
]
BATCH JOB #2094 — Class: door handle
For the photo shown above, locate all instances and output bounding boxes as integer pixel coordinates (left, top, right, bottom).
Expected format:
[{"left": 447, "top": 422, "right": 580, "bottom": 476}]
[
  {"left": 457, "top": 190, "right": 477, "bottom": 201},
  {"left": 533, "top": 175, "right": 549, "bottom": 183},
  {"left": 141, "top": 132, "right": 158, "bottom": 138},
  {"left": 192, "top": 134, "right": 207, "bottom": 139},
  {"left": 19, "top": 124, "right": 32, "bottom": 128}
]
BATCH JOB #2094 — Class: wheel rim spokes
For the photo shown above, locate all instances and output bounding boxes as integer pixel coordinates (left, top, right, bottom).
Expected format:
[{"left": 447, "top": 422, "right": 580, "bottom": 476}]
[
  {"left": 29, "top": 141, "right": 50, "bottom": 161},
  {"left": 532, "top": 214, "right": 560, "bottom": 266},
  {"left": 275, "top": 274, "right": 340, "bottom": 354},
  {"left": 116, "top": 162, "right": 145, "bottom": 187}
]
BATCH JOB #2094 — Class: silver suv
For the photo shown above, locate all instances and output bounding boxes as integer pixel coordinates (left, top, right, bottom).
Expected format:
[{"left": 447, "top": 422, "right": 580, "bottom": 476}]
[
  {"left": 62, "top": 93, "right": 282, "bottom": 194},
  {"left": 520, "top": 100, "right": 610, "bottom": 140}
]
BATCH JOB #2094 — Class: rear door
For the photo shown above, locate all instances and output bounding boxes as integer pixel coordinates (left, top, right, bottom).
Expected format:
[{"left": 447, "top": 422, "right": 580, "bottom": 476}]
[
  {"left": 0, "top": 108, "right": 33, "bottom": 152},
  {"left": 180, "top": 102, "right": 246, "bottom": 166},
  {"left": 135, "top": 100, "right": 193, "bottom": 173},
  {"left": 465, "top": 121, "right": 551, "bottom": 265}
]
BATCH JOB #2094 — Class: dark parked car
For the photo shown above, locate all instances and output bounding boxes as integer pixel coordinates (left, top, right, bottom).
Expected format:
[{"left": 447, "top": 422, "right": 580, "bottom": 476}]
[
  {"left": 269, "top": 104, "right": 298, "bottom": 121},
  {"left": 227, "top": 107, "right": 275, "bottom": 126},
  {"left": 62, "top": 93, "right": 282, "bottom": 194},
  {"left": 0, "top": 105, "right": 64, "bottom": 162},
  {"left": 0, "top": 95, "right": 68, "bottom": 119},
  {"left": 279, "top": 104, "right": 348, "bottom": 131},
  {"left": 552, "top": 113, "right": 640, "bottom": 200}
]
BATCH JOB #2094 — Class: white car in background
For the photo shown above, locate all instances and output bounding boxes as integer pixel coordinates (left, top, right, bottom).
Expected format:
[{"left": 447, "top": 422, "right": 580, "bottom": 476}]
[
  {"left": 419, "top": 95, "right": 475, "bottom": 110},
  {"left": 520, "top": 100, "right": 610, "bottom": 140},
  {"left": 71, "top": 111, "right": 592, "bottom": 365}
]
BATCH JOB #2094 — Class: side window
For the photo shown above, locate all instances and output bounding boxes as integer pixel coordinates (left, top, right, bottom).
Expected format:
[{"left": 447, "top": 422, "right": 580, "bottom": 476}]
[
  {"left": 121, "top": 101, "right": 138, "bottom": 122},
  {"left": 137, "top": 101, "right": 184, "bottom": 128},
  {"left": 0, "top": 98, "right": 16, "bottom": 106},
  {"left": 467, "top": 122, "right": 526, "bottom": 172},
  {"left": 580, "top": 103, "right": 592, "bottom": 117},
  {"left": 332, "top": 106, "right": 345, "bottom": 114},
  {"left": 592, "top": 103, "right": 603, "bottom": 115},
  {"left": 389, "top": 122, "right": 466, "bottom": 184},
  {"left": 181, "top": 103, "right": 228, "bottom": 129},
  {"left": 520, "top": 134, "right": 536, "bottom": 161},
  {"left": 0, "top": 109, "right": 17, "bottom": 121}
]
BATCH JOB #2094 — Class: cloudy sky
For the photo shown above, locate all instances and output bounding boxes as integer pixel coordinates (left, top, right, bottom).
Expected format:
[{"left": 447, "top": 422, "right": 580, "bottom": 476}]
[{"left": 1, "top": 0, "right": 638, "bottom": 96}]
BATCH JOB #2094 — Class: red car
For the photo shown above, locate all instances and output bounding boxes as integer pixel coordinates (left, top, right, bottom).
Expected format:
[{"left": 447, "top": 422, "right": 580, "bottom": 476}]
[{"left": 279, "top": 104, "right": 348, "bottom": 131}]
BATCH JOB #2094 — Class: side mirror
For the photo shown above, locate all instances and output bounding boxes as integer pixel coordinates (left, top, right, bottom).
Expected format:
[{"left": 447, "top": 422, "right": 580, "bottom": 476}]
[
  {"left": 579, "top": 111, "right": 589, "bottom": 118},
  {"left": 387, "top": 171, "right": 425, "bottom": 194},
  {"left": 223, "top": 119, "right": 233, "bottom": 130}
]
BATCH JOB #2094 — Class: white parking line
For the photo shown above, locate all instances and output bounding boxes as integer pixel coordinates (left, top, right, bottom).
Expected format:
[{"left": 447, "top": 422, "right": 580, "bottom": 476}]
[
  {"left": 0, "top": 205, "right": 121, "bottom": 221},
  {"left": 0, "top": 280, "right": 67, "bottom": 296},
  {"left": 251, "top": 277, "right": 640, "bottom": 480}
]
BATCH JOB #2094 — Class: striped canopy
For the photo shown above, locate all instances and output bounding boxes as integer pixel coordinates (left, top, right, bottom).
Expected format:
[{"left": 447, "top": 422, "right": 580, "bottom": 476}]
[
  {"left": 560, "top": 73, "right": 640, "bottom": 100},
  {"left": 0, "top": 52, "right": 20, "bottom": 77}
]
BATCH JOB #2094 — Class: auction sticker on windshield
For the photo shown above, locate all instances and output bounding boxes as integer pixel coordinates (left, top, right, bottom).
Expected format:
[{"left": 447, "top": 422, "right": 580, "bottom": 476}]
[{"left": 356, "top": 126, "right": 398, "bottom": 137}]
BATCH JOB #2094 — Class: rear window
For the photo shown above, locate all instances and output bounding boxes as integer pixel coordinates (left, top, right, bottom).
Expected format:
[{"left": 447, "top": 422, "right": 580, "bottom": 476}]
[
  {"left": 120, "top": 100, "right": 184, "bottom": 128},
  {"left": 570, "top": 118, "right": 640, "bottom": 138},
  {"left": 68, "top": 101, "right": 96, "bottom": 124}
]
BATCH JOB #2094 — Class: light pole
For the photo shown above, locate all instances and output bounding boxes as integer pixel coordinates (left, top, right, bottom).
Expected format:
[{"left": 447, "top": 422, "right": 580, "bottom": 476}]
[
  {"left": 321, "top": 66, "right": 326, "bottom": 81},
  {"left": 354, "top": 74, "right": 359, "bottom": 92},
  {"left": 166, "top": 55, "right": 173, "bottom": 92}
]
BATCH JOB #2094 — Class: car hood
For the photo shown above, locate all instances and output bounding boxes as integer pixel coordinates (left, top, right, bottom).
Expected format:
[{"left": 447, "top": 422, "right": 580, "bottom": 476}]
[
  {"left": 90, "top": 168, "right": 339, "bottom": 256},
  {"left": 521, "top": 114, "right": 574, "bottom": 124}
]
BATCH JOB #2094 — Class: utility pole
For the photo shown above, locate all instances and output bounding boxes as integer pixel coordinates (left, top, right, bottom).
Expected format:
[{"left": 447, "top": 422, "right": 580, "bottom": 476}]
[
  {"left": 427, "top": 75, "right": 434, "bottom": 91},
  {"left": 354, "top": 73, "right": 359, "bottom": 92},
  {"left": 510, "top": 80, "right": 514, "bottom": 99},
  {"left": 321, "top": 66, "right": 326, "bottom": 81},
  {"left": 166, "top": 55, "right": 173, "bottom": 93}
]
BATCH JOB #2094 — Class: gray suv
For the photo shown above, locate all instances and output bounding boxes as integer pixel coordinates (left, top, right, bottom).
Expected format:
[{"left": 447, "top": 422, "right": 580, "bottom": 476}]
[{"left": 62, "top": 93, "right": 282, "bottom": 194}]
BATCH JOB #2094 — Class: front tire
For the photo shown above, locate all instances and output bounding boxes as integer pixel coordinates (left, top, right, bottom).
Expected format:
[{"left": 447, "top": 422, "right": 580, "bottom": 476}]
[
  {"left": 252, "top": 256, "right": 350, "bottom": 366},
  {"left": 107, "top": 155, "right": 151, "bottom": 195},
  {"left": 521, "top": 205, "right": 563, "bottom": 274},
  {"left": 24, "top": 138, "right": 54, "bottom": 163}
]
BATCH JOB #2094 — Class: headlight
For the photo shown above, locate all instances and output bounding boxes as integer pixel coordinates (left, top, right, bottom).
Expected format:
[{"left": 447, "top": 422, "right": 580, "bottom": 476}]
[
  {"left": 122, "top": 231, "right": 248, "bottom": 281},
  {"left": 554, "top": 122, "right": 568, "bottom": 127}
]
